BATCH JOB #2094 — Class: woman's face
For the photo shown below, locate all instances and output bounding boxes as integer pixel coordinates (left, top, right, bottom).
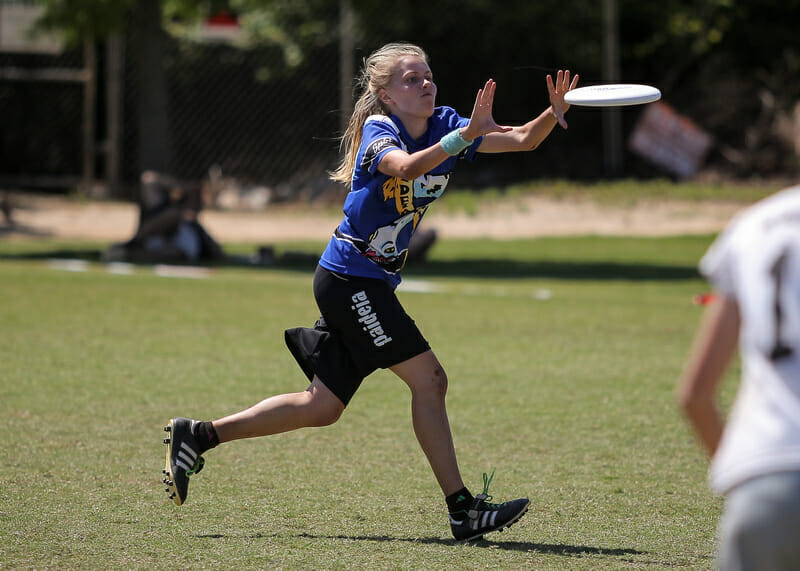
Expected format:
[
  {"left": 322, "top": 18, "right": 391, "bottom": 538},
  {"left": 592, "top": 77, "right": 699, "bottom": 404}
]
[{"left": 380, "top": 56, "right": 437, "bottom": 121}]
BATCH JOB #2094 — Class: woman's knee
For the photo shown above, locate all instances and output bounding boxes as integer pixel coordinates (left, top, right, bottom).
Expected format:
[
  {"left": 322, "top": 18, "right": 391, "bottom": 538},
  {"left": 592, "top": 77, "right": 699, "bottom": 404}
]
[
  {"left": 305, "top": 391, "right": 344, "bottom": 426},
  {"left": 414, "top": 366, "right": 449, "bottom": 399},
  {"left": 390, "top": 351, "right": 449, "bottom": 399}
]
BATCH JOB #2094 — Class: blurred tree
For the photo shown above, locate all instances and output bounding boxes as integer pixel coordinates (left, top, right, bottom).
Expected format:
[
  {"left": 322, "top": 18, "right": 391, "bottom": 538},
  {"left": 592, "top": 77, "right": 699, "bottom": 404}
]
[{"left": 134, "top": 0, "right": 171, "bottom": 173}]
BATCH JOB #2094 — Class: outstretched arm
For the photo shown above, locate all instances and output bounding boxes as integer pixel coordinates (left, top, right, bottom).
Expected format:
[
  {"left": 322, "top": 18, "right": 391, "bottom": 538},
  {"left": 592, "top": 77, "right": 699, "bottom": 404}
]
[
  {"left": 378, "top": 79, "right": 512, "bottom": 180},
  {"left": 477, "top": 70, "right": 579, "bottom": 153}
]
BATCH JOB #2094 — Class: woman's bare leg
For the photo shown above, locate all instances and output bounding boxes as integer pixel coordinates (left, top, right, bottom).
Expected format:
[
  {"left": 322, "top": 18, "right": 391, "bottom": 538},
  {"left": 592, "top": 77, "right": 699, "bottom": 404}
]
[
  {"left": 390, "top": 350, "right": 465, "bottom": 496},
  {"left": 212, "top": 376, "right": 344, "bottom": 443}
]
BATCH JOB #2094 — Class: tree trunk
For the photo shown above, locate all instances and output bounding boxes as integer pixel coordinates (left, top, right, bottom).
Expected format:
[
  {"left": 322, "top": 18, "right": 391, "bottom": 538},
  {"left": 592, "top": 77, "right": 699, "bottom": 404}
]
[{"left": 133, "top": 0, "right": 170, "bottom": 174}]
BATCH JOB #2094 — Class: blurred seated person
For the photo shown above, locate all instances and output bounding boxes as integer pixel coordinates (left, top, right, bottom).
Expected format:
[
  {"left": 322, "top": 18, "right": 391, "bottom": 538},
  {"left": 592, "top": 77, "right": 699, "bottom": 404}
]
[
  {"left": 105, "top": 171, "right": 223, "bottom": 263},
  {"left": 406, "top": 226, "right": 437, "bottom": 264}
]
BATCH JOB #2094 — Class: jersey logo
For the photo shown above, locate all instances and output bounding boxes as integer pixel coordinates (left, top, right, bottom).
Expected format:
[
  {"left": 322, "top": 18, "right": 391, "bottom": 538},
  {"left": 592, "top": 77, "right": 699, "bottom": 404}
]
[
  {"left": 414, "top": 173, "right": 450, "bottom": 199},
  {"left": 382, "top": 173, "right": 450, "bottom": 215},
  {"left": 362, "top": 137, "right": 399, "bottom": 172},
  {"left": 382, "top": 177, "right": 414, "bottom": 214}
]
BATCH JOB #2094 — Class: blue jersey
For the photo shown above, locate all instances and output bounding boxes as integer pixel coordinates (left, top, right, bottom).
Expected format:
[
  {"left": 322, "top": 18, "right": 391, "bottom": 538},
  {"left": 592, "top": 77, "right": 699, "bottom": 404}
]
[{"left": 319, "top": 106, "right": 482, "bottom": 288}]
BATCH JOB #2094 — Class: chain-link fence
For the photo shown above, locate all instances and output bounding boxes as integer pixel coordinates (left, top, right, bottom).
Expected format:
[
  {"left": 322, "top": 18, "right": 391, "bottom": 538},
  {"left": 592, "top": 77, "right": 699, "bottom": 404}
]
[
  {"left": 15, "top": 2, "right": 787, "bottom": 205},
  {"left": 1, "top": 2, "right": 348, "bottom": 203},
  {"left": 0, "top": 35, "right": 87, "bottom": 188},
  {"left": 0, "top": 2, "right": 652, "bottom": 204},
  {"left": 125, "top": 18, "right": 343, "bottom": 200},
  {"left": 2, "top": 2, "right": 592, "bottom": 204}
]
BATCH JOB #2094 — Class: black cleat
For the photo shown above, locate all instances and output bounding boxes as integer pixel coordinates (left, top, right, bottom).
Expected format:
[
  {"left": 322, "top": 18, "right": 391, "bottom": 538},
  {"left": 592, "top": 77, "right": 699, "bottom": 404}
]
[
  {"left": 449, "top": 471, "right": 530, "bottom": 542},
  {"left": 162, "top": 417, "right": 205, "bottom": 506}
]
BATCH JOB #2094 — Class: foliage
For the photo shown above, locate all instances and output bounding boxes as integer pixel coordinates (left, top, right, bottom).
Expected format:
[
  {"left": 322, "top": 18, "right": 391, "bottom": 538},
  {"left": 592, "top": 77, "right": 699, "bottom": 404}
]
[
  {"left": 37, "top": 0, "right": 800, "bottom": 79},
  {"left": 36, "top": 0, "right": 138, "bottom": 43},
  {"left": 163, "top": 0, "right": 339, "bottom": 67},
  {"left": 32, "top": 0, "right": 800, "bottom": 178}
]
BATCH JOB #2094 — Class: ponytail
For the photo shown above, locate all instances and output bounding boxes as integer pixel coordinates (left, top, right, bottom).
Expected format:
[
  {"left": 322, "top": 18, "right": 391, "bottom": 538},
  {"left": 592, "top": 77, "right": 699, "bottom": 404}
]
[{"left": 330, "top": 88, "right": 385, "bottom": 186}]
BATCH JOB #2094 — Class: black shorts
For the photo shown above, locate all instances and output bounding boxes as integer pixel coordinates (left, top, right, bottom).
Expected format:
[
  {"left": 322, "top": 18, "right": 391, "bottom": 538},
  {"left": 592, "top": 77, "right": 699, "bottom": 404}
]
[{"left": 284, "top": 265, "right": 430, "bottom": 406}]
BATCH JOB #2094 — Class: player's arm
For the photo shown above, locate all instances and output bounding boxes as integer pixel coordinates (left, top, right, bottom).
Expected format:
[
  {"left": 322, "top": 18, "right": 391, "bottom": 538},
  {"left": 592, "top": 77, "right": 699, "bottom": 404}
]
[
  {"left": 477, "top": 70, "right": 579, "bottom": 154},
  {"left": 377, "top": 145, "right": 451, "bottom": 181},
  {"left": 675, "top": 294, "right": 741, "bottom": 457},
  {"left": 477, "top": 108, "right": 561, "bottom": 153},
  {"left": 378, "top": 79, "right": 509, "bottom": 180}
]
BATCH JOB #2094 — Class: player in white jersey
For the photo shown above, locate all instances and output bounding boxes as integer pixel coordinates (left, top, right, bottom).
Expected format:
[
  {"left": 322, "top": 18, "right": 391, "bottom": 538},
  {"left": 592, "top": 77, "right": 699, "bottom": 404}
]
[{"left": 677, "top": 184, "right": 800, "bottom": 570}]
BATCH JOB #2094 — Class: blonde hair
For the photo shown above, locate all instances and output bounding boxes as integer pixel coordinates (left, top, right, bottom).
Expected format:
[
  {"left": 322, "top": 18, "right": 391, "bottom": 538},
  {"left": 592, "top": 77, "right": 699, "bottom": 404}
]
[{"left": 330, "top": 43, "right": 429, "bottom": 187}]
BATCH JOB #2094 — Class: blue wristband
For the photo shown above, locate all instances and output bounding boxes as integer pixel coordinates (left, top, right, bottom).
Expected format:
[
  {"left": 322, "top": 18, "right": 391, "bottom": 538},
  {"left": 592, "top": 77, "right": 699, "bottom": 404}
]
[{"left": 440, "top": 129, "right": 473, "bottom": 156}]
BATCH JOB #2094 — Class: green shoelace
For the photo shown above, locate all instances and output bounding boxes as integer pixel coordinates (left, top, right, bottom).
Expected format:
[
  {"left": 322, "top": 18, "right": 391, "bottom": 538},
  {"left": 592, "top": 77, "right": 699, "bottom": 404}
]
[
  {"left": 478, "top": 468, "right": 511, "bottom": 508},
  {"left": 186, "top": 456, "right": 205, "bottom": 477}
]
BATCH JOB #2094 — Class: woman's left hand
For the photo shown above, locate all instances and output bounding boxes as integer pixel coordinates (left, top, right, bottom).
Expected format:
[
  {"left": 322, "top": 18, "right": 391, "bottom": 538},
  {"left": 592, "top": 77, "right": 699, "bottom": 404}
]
[{"left": 547, "top": 70, "right": 579, "bottom": 129}]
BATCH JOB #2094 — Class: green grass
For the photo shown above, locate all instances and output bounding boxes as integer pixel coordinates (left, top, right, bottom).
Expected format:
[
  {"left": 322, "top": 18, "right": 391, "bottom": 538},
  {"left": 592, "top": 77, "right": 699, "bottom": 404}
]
[{"left": 0, "top": 234, "right": 733, "bottom": 569}]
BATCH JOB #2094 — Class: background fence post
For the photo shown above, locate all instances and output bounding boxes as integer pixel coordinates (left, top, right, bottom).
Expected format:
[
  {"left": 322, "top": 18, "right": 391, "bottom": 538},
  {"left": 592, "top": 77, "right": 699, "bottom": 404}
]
[
  {"left": 602, "top": 0, "right": 623, "bottom": 178},
  {"left": 81, "top": 37, "right": 96, "bottom": 195},
  {"left": 105, "top": 34, "right": 124, "bottom": 198},
  {"left": 339, "top": 0, "right": 354, "bottom": 139}
]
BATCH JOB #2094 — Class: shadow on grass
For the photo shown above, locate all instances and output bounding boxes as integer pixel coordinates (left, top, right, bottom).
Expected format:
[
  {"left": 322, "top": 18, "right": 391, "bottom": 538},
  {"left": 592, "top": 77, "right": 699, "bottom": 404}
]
[
  {"left": 0, "top": 247, "right": 700, "bottom": 282},
  {"left": 292, "top": 533, "right": 645, "bottom": 558},
  {"left": 198, "top": 531, "right": 644, "bottom": 556},
  {"left": 195, "top": 531, "right": 710, "bottom": 566}
]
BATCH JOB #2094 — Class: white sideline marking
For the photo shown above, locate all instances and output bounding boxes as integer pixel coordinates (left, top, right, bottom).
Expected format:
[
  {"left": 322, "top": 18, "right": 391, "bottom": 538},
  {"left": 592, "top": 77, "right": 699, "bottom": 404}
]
[
  {"left": 45, "top": 259, "right": 210, "bottom": 279},
  {"left": 47, "top": 258, "right": 89, "bottom": 272},
  {"left": 399, "top": 279, "right": 553, "bottom": 300},
  {"left": 153, "top": 265, "right": 211, "bottom": 279},
  {"left": 44, "top": 263, "right": 544, "bottom": 294},
  {"left": 399, "top": 279, "right": 446, "bottom": 293},
  {"left": 106, "top": 262, "right": 136, "bottom": 275}
]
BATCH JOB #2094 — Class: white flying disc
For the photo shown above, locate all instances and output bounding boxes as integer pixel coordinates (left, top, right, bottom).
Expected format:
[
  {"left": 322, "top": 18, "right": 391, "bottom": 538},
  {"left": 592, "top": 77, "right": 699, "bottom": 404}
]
[{"left": 565, "top": 84, "right": 661, "bottom": 107}]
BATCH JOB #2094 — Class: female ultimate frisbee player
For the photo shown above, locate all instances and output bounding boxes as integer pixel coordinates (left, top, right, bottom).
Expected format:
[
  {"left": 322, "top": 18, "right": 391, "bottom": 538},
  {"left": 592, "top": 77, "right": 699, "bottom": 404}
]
[
  {"left": 163, "top": 42, "right": 578, "bottom": 542},
  {"left": 677, "top": 184, "right": 800, "bottom": 568}
]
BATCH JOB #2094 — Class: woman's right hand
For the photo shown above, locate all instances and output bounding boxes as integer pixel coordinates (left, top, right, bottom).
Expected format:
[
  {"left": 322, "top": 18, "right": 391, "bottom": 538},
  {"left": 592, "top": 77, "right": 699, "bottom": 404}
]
[{"left": 462, "top": 79, "right": 512, "bottom": 141}]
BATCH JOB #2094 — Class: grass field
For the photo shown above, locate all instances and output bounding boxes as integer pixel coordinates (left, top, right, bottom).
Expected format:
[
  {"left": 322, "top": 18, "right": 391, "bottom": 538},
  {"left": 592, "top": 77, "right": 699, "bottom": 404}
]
[{"left": 0, "top": 234, "right": 734, "bottom": 569}]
